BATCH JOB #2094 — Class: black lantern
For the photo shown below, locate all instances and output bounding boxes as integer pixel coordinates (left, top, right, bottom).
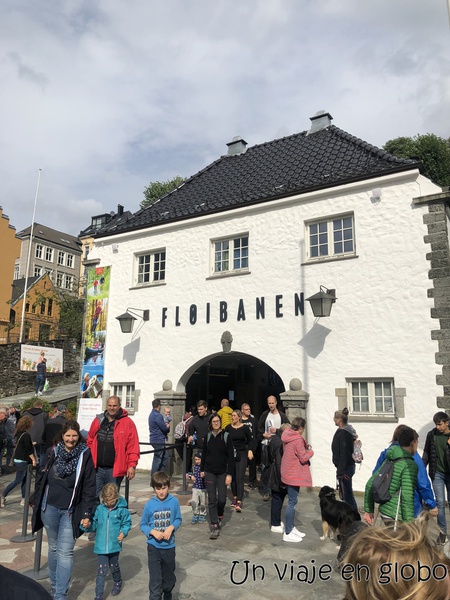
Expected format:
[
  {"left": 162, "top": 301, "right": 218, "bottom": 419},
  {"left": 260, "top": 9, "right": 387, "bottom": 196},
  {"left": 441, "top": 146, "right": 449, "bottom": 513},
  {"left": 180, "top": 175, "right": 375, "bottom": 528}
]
[
  {"left": 306, "top": 286, "right": 336, "bottom": 318},
  {"left": 116, "top": 308, "right": 149, "bottom": 333}
]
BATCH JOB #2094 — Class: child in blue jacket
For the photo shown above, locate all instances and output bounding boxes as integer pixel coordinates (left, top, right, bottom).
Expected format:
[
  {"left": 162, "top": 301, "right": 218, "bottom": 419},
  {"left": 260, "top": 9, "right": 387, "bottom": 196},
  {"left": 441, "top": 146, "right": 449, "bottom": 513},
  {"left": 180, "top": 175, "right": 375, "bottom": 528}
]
[
  {"left": 82, "top": 483, "right": 131, "bottom": 600},
  {"left": 140, "top": 471, "right": 182, "bottom": 600}
]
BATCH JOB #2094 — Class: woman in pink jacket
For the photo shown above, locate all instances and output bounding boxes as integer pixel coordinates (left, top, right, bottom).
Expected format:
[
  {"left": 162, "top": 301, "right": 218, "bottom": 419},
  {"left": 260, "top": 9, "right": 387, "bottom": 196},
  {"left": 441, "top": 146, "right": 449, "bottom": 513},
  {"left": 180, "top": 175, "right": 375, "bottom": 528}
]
[{"left": 280, "top": 417, "right": 313, "bottom": 543}]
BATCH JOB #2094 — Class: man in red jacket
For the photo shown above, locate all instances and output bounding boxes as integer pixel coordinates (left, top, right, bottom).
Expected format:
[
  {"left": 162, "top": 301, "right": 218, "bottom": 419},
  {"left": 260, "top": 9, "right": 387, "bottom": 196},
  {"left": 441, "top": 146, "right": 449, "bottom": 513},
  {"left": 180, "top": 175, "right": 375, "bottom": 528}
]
[{"left": 87, "top": 396, "right": 140, "bottom": 496}]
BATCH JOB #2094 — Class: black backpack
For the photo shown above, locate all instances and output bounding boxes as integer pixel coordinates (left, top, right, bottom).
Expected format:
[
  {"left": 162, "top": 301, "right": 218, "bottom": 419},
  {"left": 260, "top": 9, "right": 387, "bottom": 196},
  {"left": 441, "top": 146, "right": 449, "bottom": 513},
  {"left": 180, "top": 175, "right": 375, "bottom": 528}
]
[{"left": 372, "top": 456, "right": 413, "bottom": 504}]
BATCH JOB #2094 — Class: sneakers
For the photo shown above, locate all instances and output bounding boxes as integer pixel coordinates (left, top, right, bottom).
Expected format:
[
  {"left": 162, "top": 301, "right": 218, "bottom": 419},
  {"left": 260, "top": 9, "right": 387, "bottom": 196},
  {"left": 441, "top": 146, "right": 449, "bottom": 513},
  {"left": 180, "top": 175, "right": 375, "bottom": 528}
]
[
  {"left": 210, "top": 525, "right": 220, "bottom": 539},
  {"left": 191, "top": 515, "right": 199, "bottom": 524},
  {"left": 94, "top": 596, "right": 103, "bottom": 600},
  {"left": 437, "top": 532, "right": 448, "bottom": 545},
  {"left": 198, "top": 515, "right": 206, "bottom": 524},
  {"left": 20, "top": 498, "right": 25, "bottom": 507},
  {"left": 270, "top": 523, "right": 285, "bottom": 533},
  {"left": 230, "top": 496, "right": 237, "bottom": 508},
  {"left": 248, "top": 482, "right": 256, "bottom": 489},
  {"left": 235, "top": 501, "right": 242, "bottom": 513},
  {"left": 0, "top": 496, "right": 5, "bottom": 508},
  {"left": 88, "top": 532, "right": 96, "bottom": 541},
  {"left": 283, "top": 530, "right": 303, "bottom": 543},
  {"left": 263, "top": 493, "right": 271, "bottom": 502},
  {"left": 218, "top": 515, "right": 224, "bottom": 529},
  {"left": 111, "top": 580, "right": 122, "bottom": 596},
  {"left": 291, "top": 527, "right": 306, "bottom": 538}
]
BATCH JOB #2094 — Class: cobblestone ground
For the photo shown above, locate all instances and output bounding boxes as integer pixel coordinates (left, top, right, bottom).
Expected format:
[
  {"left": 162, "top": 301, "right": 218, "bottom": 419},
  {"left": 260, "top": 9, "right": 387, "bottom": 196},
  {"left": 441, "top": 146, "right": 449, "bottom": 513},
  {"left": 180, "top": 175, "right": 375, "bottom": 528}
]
[{"left": 1, "top": 470, "right": 447, "bottom": 600}]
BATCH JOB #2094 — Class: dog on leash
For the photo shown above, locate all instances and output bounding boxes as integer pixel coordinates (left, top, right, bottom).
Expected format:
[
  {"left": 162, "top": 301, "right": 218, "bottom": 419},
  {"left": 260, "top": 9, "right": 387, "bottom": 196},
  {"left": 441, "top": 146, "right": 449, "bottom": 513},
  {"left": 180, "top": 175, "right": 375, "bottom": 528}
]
[{"left": 319, "top": 485, "right": 361, "bottom": 541}]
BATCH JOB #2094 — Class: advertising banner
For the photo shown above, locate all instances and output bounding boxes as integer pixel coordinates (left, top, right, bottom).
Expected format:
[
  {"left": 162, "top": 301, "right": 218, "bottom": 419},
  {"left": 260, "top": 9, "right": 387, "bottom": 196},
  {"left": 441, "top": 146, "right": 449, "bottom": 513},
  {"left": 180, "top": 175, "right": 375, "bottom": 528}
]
[
  {"left": 78, "top": 266, "right": 110, "bottom": 431},
  {"left": 20, "top": 344, "right": 64, "bottom": 373}
]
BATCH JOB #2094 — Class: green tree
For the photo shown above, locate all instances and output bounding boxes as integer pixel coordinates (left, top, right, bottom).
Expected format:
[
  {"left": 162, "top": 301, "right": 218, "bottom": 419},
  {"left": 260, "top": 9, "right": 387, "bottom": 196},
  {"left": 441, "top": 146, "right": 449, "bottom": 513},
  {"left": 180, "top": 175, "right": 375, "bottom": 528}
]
[
  {"left": 140, "top": 176, "right": 185, "bottom": 208},
  {"left": 383, "top": 134, "right": 450, "bottom": 188}
]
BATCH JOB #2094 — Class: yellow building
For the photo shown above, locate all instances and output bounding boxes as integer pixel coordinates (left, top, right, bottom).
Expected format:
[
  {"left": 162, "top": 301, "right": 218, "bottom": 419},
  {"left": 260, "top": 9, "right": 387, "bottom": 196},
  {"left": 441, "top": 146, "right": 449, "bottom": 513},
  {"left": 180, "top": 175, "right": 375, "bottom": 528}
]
[
  {"left": 0, "top": 207, "right": 21, "bottom": 344},
  {"left": 8, "top": 274, "right": 61, "bottom": 343}
]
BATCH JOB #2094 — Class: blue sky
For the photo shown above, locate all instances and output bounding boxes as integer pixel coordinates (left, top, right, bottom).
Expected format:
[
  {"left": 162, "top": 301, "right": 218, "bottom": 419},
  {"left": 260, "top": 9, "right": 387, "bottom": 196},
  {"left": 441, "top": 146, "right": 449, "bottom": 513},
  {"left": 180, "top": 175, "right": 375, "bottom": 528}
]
[{"left": 1, "top": 0, "right": 449, "bottom": 236}]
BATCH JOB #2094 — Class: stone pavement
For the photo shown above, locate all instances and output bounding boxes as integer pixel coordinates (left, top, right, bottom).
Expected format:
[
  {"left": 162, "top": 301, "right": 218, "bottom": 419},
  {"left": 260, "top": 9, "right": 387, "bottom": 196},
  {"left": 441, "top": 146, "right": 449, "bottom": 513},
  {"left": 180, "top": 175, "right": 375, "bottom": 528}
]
[
  {"left": 3, "top": 469, "right": 450, "bottom": 600},
  {"left": 0, "top": 469, "right": 351, "bottom": 600}
]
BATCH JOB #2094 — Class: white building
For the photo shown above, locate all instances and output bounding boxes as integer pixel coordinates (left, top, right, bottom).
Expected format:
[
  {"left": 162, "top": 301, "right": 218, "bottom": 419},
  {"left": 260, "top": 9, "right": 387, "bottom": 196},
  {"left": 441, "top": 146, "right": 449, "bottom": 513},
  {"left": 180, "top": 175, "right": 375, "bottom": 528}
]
[{"left": 88, "top": 111, "right": 450, "bottom": 490}]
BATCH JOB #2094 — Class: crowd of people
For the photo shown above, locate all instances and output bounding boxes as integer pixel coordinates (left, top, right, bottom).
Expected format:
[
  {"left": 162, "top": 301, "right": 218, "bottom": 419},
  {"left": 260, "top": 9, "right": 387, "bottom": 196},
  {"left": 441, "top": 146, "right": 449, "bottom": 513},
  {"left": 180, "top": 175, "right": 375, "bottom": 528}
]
[{"left": 1, "top": 394, "right": 450, "bottom": 599}]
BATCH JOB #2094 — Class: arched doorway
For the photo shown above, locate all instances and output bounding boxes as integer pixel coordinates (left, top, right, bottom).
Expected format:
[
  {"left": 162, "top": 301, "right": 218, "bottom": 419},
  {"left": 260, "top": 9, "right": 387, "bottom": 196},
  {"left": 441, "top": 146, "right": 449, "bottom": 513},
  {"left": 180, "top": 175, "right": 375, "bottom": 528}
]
[{"left": 182, "top": 351, "right": 285, "bottom": 417}]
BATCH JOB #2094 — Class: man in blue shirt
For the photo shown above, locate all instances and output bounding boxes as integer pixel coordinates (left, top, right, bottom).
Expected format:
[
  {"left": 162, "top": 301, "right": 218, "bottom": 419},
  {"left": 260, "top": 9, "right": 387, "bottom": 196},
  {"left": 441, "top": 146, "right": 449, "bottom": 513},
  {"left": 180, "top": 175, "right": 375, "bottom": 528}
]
[{"left": 149, "top": 399, "right": 170, "bottom": 475}]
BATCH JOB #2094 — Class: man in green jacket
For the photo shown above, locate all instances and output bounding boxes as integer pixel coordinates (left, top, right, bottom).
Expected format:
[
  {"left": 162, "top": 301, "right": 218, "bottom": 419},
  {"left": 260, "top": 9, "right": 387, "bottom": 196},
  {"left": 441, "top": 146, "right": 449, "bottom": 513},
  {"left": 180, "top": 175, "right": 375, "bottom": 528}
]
[{"left": 364, "top": 426, "right": 419, "bottom": 524}]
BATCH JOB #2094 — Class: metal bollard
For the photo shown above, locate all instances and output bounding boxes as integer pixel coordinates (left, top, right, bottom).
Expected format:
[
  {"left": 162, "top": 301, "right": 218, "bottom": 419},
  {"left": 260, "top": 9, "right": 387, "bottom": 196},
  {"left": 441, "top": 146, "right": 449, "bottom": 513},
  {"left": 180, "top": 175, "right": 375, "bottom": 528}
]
[
  {"left": 11, "top": 464, "right": 36, "bottom": 543},
  {"left": 178, "top": 441, "right": 190, "bottom": 495},
  {"left": 22, "top": 527, "right": 49, "bottom": 581}
]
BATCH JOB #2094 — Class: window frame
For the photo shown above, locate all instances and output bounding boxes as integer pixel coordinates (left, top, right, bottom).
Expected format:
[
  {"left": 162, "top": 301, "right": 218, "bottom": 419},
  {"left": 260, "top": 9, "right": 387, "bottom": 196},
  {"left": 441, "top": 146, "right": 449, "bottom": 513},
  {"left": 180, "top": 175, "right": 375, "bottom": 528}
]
[
  {"left": 64, "top": 274, "right": 74, "bottom": 290},
  {"left": 45, "top": 247, "right": 54, "bottom": 262},
  {"left": 58, "top": 251, "right": 66, "bottom": 266},
  {"left": 111, "top": 383, "right": 139, "bottom": 414},
  {"left": 34, "top": 265, "right": 42, "bottom": 277},
  {"left": 306, "top": 213, "right": 355, "bottom": 261},
  {"left": 334, "top": 378, "right": 405, "bottom": 423},
  {"left": 211, "top": 233, "right": 249, "bottom": 276},
  {"left": 134, "top": 249, "right": 166, "bottom": 287},
  {"left": 66, "top": 254, "right": 74, "bottom": 268},
  {"left": 35, "top": 244, "right": 43, "bottom": 259},
  {"left": 56, "top": 272, "right": 63, "bottom": 287}
]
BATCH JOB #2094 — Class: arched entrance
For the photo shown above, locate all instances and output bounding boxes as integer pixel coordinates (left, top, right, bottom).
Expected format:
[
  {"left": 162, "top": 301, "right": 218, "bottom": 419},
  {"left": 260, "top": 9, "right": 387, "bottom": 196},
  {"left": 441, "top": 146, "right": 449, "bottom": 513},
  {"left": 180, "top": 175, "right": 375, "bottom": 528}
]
[{"left": 182, "top": 351, "right": 285, "bottom": 416}]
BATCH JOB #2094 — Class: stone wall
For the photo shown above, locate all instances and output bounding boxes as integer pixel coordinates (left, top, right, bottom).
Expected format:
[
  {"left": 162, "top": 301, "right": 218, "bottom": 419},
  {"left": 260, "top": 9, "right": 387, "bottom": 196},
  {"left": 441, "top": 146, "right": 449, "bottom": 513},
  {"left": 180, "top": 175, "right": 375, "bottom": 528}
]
[
  {"left": 0, "top": 338, "right": 81, "bottom": 398},
  {"left": 416, "top": 190, "right": 450, "bottom": 409}
]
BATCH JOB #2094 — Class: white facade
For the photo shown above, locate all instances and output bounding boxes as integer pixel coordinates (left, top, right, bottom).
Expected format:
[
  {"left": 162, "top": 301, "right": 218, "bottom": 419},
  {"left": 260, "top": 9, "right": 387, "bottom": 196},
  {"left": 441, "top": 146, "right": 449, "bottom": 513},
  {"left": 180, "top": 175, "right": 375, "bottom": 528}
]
[{"left": 89, "top": 164, "right": 444, "bottom": 491}]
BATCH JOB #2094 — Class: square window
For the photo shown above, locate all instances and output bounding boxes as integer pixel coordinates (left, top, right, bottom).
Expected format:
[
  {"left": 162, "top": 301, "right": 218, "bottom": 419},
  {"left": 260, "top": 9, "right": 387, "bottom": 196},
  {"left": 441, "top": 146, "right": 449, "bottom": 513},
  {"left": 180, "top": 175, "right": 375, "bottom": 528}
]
[
  {"left": 212, "top": 234, "right": 249, "bottom": 274},
  {"left": 307, "top": 214, "right": 355, "bottom": 260},
  {"left": 112, "top": 384, "right": 136, "bottom": 411},
  {"left": 348, "top": 379, "right": 394, "bottom": 416},
  {"left": 135, "top": 250, "right": 166, "bottom": 285}
]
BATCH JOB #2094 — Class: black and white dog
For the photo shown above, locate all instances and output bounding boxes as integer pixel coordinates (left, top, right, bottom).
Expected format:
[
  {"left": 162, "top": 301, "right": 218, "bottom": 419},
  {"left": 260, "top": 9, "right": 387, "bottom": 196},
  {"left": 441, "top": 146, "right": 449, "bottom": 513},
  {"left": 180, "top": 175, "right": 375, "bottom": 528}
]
[{"left": 318, "top": 485, "right": 361, "bottom": 541}]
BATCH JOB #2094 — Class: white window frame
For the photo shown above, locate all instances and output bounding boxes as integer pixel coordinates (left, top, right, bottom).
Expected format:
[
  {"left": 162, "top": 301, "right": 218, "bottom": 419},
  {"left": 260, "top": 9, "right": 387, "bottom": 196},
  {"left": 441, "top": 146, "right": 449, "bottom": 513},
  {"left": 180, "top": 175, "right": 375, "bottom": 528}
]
[
  {"left": 14, "top": 265, "right": 19, "bottom": 280},
  {"left": 112, "top": 383, "right": 138, "bottom": 413},
  {"left": 211, "top": 233, "right": 249, "bottom": 275},
  {"left": 348, "top": 378, "right": 395, "bottom": 416},
  {"left": 64, "top": 274, "right": 74, "bottom": 290},
  {"left": 35, "top": 244, "right": 43, "bottom": 259},
  {"left": 45, "top": 247, "right": 54, "bottom": 262},
  {"left": 66, "top": 253, "right": 74, "bottom": 268},
  {"left": 34, "top": 265, "right": 42, "bottom": 277},
  {"left": 56, "top": 272, "right": 63, "bottom": 287},
  {"left": 58, "top": 251, "right": 65, "bottom": 266},
  {"left": 134, "top": 249, "right": 166, "bottom": 286},
  {"left": 306, "top": 213, "right": 355, "bottom": 260}
]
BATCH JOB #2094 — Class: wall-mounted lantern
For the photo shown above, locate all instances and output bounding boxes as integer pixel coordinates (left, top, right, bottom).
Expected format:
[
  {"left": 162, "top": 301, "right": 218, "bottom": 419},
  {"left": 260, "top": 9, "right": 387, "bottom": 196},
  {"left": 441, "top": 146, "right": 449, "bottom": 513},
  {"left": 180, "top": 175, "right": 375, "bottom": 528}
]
[
  {"left": 116, "top": 308, "right": 149, "bottom": 333},
  {"left": 306, "top": 286, "right": 337, "bottom": 318}
]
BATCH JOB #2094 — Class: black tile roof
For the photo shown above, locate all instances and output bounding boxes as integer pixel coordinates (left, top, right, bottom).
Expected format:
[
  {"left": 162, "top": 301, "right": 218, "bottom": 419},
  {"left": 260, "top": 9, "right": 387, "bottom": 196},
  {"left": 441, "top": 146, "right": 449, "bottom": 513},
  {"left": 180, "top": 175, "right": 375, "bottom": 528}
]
[
  {"left": 11, "top": 276, "right": 39, "bottom": 304},
  {"left": 95, "top": 123, "right": 421, "bottom": 239}
]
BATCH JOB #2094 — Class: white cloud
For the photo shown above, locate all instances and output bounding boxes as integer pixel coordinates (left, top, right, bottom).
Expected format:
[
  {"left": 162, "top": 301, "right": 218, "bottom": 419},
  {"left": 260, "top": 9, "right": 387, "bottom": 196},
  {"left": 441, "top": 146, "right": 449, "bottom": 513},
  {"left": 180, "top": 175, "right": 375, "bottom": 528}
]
[{"left": 0, "top": 0, "right": 448, "bottom": 236}]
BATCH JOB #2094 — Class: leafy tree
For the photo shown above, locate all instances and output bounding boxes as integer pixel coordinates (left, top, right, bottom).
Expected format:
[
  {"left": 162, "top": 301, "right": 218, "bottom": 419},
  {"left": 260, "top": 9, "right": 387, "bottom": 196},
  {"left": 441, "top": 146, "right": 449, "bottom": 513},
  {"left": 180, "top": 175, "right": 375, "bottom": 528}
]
[
  {"left": 383, "top": 134, "right": 450, "bottom": 188},
  {"left": 140, "top": 176, "right": 185, "bottom": 208}
]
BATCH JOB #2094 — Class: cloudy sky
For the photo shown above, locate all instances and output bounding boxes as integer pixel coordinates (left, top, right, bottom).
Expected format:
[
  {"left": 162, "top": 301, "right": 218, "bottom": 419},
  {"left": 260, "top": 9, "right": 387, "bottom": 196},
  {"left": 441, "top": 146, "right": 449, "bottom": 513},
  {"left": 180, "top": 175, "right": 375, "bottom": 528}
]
[{"left": 1, "top": 0, "right": 449, "bottom": 236}]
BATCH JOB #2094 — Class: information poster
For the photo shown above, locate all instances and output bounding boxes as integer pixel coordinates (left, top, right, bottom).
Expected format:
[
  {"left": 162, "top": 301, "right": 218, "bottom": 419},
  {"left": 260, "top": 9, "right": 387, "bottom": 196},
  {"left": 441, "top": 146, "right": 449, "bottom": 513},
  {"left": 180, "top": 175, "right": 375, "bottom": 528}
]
[{"left": 20, "top": 344, "right": 64, "bottom": 373}]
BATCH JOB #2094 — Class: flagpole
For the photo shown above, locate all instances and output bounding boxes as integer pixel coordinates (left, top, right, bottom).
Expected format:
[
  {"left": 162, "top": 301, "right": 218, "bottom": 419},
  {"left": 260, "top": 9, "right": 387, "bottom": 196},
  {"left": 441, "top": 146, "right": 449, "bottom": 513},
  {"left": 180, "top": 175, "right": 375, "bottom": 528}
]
[{"left": 19, "top": 169, "right": 42, "bottom": 344}]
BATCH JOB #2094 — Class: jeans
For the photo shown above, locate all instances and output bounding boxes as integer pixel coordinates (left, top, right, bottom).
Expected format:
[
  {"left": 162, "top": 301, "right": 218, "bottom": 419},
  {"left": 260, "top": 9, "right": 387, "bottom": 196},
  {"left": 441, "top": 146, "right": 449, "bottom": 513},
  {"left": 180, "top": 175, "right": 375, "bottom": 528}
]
[
  {"left": 191, "top": 488, "right": 207, "bottom": 516},
  {"left": 35, "top": 374, "right": 45, "bottom": 394},
  {"left": 231, "top": 451, "right": 247, "bottom": 502},
  {"left": 41, "top": 504, "right": 76, "bottom": 600},
  {"left": 151, "top": 445, "right": 168, "bottom": 475},
  {"left": 3, "top": 461, "right": 28, "bottom": 498},
  {"left": 96, "top": 552, "right": 121, "bottom": 597},
  {"left": 95, "top": 467, "right": 124, "bottom": 497},
  {"left": 433, "top": 471, "right": 450, "bottom": 535},
  {"left": 270, "top": 487, "right": 287, "bottom": 526},
  {"left": 147, "top": 544, "right": 175, "bottom": 600},
  {"left": 337, "top": 465, "right": 358, "bottom": 509},
  {"left": 285, "top": 485, "right": 299, "bottom": 534},
  {"left": 205, "top": 472, "right": 227, "bottom": 525}
]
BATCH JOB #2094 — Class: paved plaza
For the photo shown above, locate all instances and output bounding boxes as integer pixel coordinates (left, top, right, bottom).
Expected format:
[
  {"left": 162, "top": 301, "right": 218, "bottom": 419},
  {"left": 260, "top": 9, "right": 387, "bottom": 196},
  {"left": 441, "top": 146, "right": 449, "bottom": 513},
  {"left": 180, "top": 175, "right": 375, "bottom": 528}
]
[{"left": 1, "top": 469, "right": 351, "bottom": 600}]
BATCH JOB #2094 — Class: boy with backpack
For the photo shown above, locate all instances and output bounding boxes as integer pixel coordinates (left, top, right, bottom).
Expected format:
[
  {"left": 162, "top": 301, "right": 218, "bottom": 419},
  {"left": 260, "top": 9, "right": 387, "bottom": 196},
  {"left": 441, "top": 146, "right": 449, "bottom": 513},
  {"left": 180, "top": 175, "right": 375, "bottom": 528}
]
[{"left": 363, "top": 426, "right": 419, "bottom": 526}]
